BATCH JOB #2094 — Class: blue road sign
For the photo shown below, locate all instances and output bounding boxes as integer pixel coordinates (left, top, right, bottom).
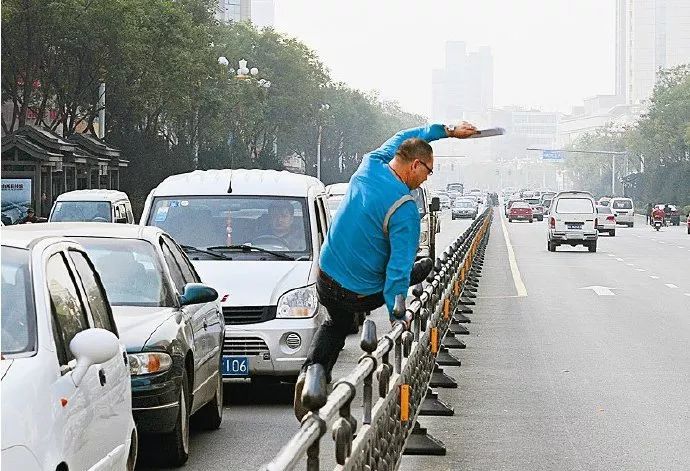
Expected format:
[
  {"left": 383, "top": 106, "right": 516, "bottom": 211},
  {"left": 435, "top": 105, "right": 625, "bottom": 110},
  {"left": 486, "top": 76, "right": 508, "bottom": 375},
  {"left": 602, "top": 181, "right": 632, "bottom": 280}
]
[{"left": 542, "top": 150, "right": 564, "bottom": 162}]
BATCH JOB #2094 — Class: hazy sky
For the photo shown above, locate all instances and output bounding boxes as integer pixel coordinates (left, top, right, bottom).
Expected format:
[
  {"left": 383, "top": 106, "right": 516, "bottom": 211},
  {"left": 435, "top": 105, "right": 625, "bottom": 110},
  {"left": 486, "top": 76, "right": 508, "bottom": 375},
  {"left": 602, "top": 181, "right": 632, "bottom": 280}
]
[{"left": 274, "top": 0, "right": 616, "bottom": 116}]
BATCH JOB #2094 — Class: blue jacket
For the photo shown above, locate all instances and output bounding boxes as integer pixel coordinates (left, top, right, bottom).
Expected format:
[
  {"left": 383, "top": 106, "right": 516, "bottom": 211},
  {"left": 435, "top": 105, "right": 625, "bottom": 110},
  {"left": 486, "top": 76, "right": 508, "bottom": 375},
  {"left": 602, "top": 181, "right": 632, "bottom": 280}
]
[{"left": 320, "top": 124, "right": 447, "bottom": 315}]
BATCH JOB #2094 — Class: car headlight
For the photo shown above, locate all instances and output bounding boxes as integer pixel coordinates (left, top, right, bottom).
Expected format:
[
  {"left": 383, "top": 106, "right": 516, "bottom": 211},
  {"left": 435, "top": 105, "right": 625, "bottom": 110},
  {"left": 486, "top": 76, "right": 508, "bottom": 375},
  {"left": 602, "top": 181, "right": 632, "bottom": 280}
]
[
  {"left": 128, "top": 352, "right": 173, "bottom": 375},
  {"left": 277, "top": 285, "right": 319, "bottom": 318}
]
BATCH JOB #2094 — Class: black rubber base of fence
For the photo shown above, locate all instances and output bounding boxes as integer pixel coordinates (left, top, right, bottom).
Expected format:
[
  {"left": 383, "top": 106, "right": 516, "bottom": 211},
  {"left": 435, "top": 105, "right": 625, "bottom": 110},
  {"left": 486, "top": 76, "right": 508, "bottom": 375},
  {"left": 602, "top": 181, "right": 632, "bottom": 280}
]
[
  {"left": 436, "top": 347, "right": 461, "bottom": 366},
  {"left": 460, "top": 296, "right": 475, "bottom": 305},
  {"left": 419, "top": 388, "right": 454, "bottom": 416},
  {"left": 430, "top": 364, "right": 458, "bottom": 388},
  {"left": 463, "top": 290, "right": 477, "bottom": 299},
  {"left": 448, "top": 322, "right": 470, "bottom": 335},
  {"left": 453, "top": 311, "right": 471, "bottom": 323},
  {"left": 403, "top": 422, "right": 447, "bottom": 456},
  {"left": 442, "top": 332, "right": 466, "bottom": 349}
]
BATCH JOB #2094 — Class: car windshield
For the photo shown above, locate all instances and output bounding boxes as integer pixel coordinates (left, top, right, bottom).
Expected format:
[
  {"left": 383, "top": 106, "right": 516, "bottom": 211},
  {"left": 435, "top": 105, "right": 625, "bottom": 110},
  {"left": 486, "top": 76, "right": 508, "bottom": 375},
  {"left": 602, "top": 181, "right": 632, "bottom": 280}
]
[
  {"left": 597, "top": 206, "right": 613, "bottom": 214},
  {"left": 612, "top": 200, "right": 633, "bottom": 209},
  {"left": 524, "top": 198, "right": 540, "bottom": 205},
  {"left": 556, "top": 198, "right": 594, "bottom": 214},
  {"left": 454, "top": 202, "right": 473, "bottom": 208},
  {"left": 50, "top": 201, "right": 112, "bottom": 222},
  {"left": 148, "top": 196, "right": 312, "bottom": 257},
  {"left": 1, "top": 246, "right": 37, "bottom": 356},
  {"left": 75, "top": 237, "right": 175, "bottom": 307},
  {"left": 512, "top": 202, "right": 529, "bottom": 208}
]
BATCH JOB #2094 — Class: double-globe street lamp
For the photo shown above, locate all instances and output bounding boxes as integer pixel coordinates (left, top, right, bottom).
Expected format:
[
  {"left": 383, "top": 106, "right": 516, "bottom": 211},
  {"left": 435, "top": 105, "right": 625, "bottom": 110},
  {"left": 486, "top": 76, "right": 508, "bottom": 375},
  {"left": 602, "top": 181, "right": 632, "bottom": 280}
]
[{"left": 217, "top": 56, "right": 271, "bottom": 89}]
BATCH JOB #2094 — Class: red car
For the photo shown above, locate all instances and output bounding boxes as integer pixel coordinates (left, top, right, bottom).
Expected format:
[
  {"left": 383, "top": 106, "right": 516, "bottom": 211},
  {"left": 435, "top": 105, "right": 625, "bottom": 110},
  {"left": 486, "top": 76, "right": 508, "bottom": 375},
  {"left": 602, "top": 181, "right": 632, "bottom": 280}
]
[{"left": 508, "top": 201, "right": 533, "bottom": 223}]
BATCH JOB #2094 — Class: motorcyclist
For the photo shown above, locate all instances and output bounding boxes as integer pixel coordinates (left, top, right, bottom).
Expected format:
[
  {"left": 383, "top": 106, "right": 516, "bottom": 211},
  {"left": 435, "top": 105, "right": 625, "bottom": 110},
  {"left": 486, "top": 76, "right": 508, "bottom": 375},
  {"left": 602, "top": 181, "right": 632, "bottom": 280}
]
[{"left": 652, "top": 206, "right": 665, "bottom": 225}]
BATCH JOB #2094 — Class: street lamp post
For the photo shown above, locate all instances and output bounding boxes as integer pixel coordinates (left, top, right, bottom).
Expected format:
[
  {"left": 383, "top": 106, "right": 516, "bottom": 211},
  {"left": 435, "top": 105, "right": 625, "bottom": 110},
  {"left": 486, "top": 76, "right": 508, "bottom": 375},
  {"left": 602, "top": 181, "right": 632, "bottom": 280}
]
[{"left": 316, "top": 103, "right": 330, "bottom": 181}]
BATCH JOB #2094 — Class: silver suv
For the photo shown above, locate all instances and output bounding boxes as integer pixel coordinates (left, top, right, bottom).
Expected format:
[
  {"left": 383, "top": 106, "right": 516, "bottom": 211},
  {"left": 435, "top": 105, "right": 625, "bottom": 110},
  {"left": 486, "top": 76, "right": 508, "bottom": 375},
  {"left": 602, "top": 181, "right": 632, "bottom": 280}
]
[{"left": 547, "top": 191, "right": 598, "bottom": 252}]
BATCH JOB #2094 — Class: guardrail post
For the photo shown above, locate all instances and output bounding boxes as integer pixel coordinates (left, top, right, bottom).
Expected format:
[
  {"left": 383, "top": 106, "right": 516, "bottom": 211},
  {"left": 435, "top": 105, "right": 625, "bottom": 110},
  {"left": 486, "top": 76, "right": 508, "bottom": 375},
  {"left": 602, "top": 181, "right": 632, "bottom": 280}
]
[
  {"left": 332, "top": 380, "right": 357, "bottom": 465},
  {"left": 360, "top": 319, "right": 378, "bottom": 425}
]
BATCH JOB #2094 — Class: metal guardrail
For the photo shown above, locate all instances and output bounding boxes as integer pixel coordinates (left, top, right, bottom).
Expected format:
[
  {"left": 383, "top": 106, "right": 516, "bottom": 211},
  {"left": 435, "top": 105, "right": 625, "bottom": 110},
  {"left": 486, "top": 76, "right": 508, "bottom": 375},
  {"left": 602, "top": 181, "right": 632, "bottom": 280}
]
[{"left": 261, "top": 208, "right": 493, "bottom": 471}]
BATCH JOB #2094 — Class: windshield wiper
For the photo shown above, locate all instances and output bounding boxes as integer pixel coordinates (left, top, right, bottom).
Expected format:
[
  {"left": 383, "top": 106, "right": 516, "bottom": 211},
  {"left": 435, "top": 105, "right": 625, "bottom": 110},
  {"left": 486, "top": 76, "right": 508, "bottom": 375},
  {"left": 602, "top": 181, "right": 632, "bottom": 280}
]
[
  {"left": 180, "top": 244, "right": 231, "bottom": 260},
  {"left": 206, "top": 244, "right": 297, "bottom": 261}
]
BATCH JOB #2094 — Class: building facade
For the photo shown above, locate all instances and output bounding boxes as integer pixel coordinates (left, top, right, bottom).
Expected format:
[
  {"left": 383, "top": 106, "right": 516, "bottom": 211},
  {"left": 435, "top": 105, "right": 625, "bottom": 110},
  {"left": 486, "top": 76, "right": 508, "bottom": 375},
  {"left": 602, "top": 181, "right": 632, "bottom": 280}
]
[
  {"left": 215, "top": 0, "right": 251, "bottom": 23},
  {"left": 251, "top": 0, "right": 275, "bottom": 27},
  {"left": 616, "top": 0, "right": 690, "bottom": 104}
]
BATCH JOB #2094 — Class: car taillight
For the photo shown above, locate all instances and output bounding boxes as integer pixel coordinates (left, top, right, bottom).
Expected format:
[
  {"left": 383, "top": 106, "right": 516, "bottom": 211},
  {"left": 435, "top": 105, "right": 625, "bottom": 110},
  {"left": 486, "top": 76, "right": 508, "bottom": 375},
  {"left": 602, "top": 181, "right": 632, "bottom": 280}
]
[
  {"left": 594, "top": 218, "right": 598, "bottom": 227},
  {"left": 607, "top": 215, "right": 615, "bottom": 221},
  {"left": 549, "top": 217, "right": 555, "bottom": 229}
]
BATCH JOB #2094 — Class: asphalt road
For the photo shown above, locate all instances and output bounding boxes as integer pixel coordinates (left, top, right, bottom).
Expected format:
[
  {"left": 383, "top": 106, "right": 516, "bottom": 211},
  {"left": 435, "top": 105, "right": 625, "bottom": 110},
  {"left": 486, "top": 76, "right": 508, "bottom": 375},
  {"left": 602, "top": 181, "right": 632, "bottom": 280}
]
[
  {"left": 137, "top": 210, "right": 475, "bottom": 470},
  {"left": 401, "top": 211, "right": 690, "bottom": 471},
  {"left": 138, "top": 209, "right": 689, "bottom": 470}
]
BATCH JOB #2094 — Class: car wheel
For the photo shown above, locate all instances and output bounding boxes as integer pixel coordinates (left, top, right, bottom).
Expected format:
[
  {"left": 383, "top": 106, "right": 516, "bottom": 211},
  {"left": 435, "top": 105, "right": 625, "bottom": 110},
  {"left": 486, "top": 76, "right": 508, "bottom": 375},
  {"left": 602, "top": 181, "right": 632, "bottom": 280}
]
[
  {"left": 508, "top": 218, "right": 512, "bottom": 222},
  {"left": 588, "top": 241, "right": 597, "bottom": 253},
  {"left": 162, "top": 369, "right": 191, "bottom": 466},
  {"left": 610, "top": 230, "right": 616, "bottom": 237},
  {"left": 529, "top": 219, "right": 533, "bottom": 223},
  {"left": 191, "top": 368, "right": 224, "bottom": 430},
  {"left": 629, "top": 222, "right": 634, "bottom": 228}
]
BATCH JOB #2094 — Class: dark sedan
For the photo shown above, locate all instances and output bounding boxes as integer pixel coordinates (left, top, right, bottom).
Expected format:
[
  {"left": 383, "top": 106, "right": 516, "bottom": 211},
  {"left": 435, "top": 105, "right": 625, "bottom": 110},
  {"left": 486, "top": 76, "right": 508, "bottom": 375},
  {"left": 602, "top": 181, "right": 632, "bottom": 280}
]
[{"left": 9, "top": 223, "right": 224, "bottom": 466}]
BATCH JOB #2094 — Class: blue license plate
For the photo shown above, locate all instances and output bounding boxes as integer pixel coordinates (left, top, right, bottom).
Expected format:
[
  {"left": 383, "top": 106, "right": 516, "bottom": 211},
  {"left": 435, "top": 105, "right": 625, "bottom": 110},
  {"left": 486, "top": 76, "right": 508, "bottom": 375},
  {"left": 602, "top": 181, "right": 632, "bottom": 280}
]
[
  {"left": 222, "top": 356, "right": 249, "bottom": 377},
  {"left": 567, "top": 224, "right": 582, "bottom": 230}
]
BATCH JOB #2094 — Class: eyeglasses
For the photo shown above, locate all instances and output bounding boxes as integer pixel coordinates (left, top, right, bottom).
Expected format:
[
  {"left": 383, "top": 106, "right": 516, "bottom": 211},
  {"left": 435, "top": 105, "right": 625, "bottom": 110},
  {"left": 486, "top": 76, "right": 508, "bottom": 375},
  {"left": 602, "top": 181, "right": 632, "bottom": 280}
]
[{"left": 417, "top": 160, "right": 433, "bottom": 175}]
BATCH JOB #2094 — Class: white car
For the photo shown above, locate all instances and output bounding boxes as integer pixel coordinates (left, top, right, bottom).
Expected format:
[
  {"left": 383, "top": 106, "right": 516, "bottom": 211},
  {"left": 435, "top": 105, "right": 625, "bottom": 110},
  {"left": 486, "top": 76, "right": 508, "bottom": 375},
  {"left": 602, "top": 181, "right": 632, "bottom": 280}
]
[
  {"left": 140, "top": 169, "right": 330, "bottom": 382},
  {"left": 609, "top": 197, "right": 634, "bottom": 227},
  {"left": 596, "top": 205, "right": 617, "bottom": 236},
  {"left": 547, "top": 191, "right": 599, "bottom": 252},
  {"left": 325, "top": 182, "right": 349, "bottom": 218},
  {"left": 49, "top": 189, "right": 135, "bottom": 224},
  {"left": 1, "top": 231, "right": 137, "bottom": 471}
]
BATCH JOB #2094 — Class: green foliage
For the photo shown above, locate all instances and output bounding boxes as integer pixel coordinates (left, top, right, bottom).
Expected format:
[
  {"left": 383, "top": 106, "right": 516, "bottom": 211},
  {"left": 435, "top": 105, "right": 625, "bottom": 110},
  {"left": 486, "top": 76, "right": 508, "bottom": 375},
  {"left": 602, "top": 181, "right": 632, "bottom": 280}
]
[{"left": 563, "top": 64, "right": 690, "bottom": 208}]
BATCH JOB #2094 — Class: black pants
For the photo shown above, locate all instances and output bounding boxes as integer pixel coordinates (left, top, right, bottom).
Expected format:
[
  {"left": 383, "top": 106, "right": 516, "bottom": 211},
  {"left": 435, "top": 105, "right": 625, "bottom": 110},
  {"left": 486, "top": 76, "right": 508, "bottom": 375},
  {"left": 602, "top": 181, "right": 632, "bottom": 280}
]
[{"left": 302, "top": 258, "right": 432, "bottom": 383}]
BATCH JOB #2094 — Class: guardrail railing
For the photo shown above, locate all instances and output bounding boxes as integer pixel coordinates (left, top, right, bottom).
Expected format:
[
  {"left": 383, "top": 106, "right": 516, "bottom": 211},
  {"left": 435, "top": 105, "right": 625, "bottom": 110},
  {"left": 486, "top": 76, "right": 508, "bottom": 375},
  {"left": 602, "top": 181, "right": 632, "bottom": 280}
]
[{"left": 261, "top": 208, "right": 493, "bottom": 471}]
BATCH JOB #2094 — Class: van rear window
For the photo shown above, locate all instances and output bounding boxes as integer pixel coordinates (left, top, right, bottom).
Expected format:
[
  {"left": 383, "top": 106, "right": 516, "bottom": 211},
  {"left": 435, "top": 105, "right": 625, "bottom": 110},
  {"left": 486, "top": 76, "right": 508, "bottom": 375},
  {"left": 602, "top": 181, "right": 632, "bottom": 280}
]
[
  {"left": 555, "top": 198, "right": 594, "bottom": 214},
  {"left": 612, "top": 200, "right": 633, "bottom": 209}
]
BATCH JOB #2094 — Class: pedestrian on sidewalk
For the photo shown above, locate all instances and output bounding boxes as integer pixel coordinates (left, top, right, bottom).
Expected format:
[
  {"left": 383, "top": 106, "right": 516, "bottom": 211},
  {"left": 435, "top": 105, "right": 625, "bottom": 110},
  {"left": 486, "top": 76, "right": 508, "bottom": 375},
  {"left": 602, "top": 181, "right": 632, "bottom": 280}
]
[
  {"left": 294, "top": 122, "right": 478, "bottom": 421},
  {"left": 646, "top": 202, "right": 653, "bottom": 225}
]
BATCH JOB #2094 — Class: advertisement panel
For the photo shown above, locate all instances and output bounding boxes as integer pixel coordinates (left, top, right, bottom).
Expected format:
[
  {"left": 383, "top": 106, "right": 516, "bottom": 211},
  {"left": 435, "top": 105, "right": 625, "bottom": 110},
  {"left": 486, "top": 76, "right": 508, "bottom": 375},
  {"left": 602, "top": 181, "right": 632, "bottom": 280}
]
[{"left": 1, "top": 178, "right": 32, "bottom": 225}]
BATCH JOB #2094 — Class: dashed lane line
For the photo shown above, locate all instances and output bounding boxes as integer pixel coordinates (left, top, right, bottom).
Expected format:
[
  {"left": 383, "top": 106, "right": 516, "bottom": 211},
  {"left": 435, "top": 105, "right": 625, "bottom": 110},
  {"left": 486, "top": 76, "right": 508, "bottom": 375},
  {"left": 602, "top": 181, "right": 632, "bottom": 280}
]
[
  {"left": 665, "top": 284, "right": 678, "bottom": 289},
  {"left": 650, "top": 275, "right": 660, "bottom": 279}
]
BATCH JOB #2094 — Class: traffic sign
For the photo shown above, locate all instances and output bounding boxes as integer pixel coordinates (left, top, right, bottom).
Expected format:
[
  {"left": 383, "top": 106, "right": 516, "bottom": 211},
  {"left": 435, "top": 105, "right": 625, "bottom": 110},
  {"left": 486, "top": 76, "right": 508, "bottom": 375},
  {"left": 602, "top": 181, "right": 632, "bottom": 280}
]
[{"left": 542, "top": 150, "right": 564, "bottom": 162}]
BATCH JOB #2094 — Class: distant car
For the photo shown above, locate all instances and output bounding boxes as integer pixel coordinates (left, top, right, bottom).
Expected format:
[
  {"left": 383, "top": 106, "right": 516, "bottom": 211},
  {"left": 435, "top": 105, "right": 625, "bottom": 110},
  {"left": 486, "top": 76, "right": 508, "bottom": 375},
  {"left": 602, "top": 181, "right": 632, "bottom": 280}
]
[
  {"left": 438, "top": 194, "right": 451, "bottom": 210},
  {"left": 504, "top": 198, "right": 523, "bottom": 217},
  {"left": 1, "top": 231, "right": 137, "bottom": 471},
  {"left": 597, "top": 197, "right": 612, "bottom": 207},
  {"left": 524, "top": 198, "right": 545, "bottom": 221},
  {"left": 508, "top": 201, "right": 533, "bottom": 223},
  {"left": 325, "top": 183, "right": 349, "bottom": 218},
  {"left": 548, "top": 191, "right": 598, "bottom": 252},
  {"left": 596, "top": 205, "right": 616, "bottom": 236},
  {"left": 610, "top": 197, "right": 634, "bottom": 227},
  {"left": 8, "top": 223, "right": 225, "bottom": 466},
  {"left": 49, "top": 189, "right": 135, "bottom": 224},
  {"left": 451, "top": 200, "right": 478, "bottom": 220}
]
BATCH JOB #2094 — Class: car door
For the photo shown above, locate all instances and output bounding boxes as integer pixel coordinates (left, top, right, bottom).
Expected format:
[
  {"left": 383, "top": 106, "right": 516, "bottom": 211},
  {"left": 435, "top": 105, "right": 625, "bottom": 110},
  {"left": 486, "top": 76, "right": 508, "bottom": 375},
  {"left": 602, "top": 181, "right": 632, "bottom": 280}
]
[
  {"left": 67, "top": 249, "right": 132, "bottom": 466},
  {"left": 158, "top": 236, "right": 211, "bottom": 405},
  {"left": 45, "top": 251, "right": 108, "bottom": 470}
]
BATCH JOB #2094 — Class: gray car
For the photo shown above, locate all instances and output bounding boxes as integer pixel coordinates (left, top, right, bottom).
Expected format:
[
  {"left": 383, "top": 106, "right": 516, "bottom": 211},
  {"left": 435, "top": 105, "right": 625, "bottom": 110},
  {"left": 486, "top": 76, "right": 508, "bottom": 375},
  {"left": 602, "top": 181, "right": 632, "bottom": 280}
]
[{"left": 7, "top": 223, "right": 224, "bottom": 466}]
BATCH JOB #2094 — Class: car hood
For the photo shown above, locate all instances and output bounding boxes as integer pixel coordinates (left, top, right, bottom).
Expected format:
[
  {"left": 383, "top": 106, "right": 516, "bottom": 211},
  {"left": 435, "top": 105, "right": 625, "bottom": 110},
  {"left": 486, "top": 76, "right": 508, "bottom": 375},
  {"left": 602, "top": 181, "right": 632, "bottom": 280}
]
[
  {"left": 192, "top": 260, "right": 313, "bottom": 306},
  {"left": 111, "top": 306, "right": 178, "bottom": 352}
]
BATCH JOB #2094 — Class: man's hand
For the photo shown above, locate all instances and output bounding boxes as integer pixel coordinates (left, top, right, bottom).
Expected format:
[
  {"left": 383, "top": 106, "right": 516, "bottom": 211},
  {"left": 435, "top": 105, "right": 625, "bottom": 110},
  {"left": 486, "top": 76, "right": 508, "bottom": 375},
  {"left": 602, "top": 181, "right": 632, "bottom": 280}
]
[{"left": 446, "top": 122, "right": 478, "bottom": 139}]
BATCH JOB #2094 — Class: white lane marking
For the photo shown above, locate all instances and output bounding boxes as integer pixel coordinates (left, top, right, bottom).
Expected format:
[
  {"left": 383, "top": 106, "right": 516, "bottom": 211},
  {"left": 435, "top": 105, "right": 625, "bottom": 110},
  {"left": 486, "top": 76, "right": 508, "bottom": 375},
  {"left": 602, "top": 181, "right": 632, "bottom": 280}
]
[
  {"left": 616, "top": 258, "right": 624, "bottom": 262},
  {"left": 607, "top": 254, "right": 615, "bottom": 257},
  {"left": 678, "top": 246, "right": 685, "bottom": 249},
  {"left": 665, "top": 284, "right": 678, "bottom": 289},
  {"left": 580, "top": 285, "right": 616, "bottom": 296},
  {"left": 626, "top": 263, "right": 635, "bottom": 266},
  {"left": 658, "top": 241, "right": 665, "bottom": 244},
  {"left": 500, "top": 213, "right": 527, "bottom": 297},
  {"left": 685, "top": 293, "right": 690, "bottom": 297},
  {"left": 636, "top": 268, "right": 646, "bottom": 272},
  {"left": 650, "top": 275, "right": 660, "bottom": 279}
]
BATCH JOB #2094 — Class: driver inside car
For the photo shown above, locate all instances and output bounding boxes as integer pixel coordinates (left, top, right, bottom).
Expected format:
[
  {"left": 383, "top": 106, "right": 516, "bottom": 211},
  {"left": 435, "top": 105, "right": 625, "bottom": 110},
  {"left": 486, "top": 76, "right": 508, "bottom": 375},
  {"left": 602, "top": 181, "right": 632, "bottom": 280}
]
[{"left": 255, "top": 201, "right": 304, "bottom": 250}]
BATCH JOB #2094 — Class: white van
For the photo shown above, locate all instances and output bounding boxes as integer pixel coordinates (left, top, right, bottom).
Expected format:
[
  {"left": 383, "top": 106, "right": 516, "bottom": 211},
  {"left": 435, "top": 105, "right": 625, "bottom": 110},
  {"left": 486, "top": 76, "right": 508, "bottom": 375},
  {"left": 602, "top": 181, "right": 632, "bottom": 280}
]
[
  {"left": 325, "top": 182, "right": 349, "bottom": 218},
  {"left": 609, "top": 197, "right": 635, "bottom": 227},
  {"left": 49, "top": 190, "right": 134, "bottom": 224},
  {"left": 140, "top": 169, "right": 330, "bottom": 382},
  {"left": 411, "top": 185, "right": 440, "bottom": 260},
  {"left": 547, "top": 191, "right": 598, "bottom": 252}
]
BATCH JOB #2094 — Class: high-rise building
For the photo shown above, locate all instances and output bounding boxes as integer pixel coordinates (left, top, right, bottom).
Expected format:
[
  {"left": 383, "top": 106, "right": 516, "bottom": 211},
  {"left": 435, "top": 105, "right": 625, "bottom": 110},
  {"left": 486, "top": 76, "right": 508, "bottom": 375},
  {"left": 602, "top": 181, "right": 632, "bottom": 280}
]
[
  {"left": 431, "top": 41, "right": 493, "bottom": 122},
  {"left": 215, "top": 0, "right": 251, "bottom": 23},
  {"left": 616, "top": 0, "right": 690, "bottom": 104},
  {"left": 251, "top": 0, "right": 275, "bottom": 28}
]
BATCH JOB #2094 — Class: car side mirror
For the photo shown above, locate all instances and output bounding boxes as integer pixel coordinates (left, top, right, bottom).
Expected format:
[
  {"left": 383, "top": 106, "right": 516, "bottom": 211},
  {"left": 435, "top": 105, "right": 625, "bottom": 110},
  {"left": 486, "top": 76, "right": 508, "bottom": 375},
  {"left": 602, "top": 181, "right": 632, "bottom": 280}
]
[
  {"left": 180, "top": 283, "right": 218, "bottom": 306},
  {"left": 429, "top": 197, "right": 440, "bottom": 212},
  {"left": 69, "top": 328, "right": 120, "bottom": 387}
]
